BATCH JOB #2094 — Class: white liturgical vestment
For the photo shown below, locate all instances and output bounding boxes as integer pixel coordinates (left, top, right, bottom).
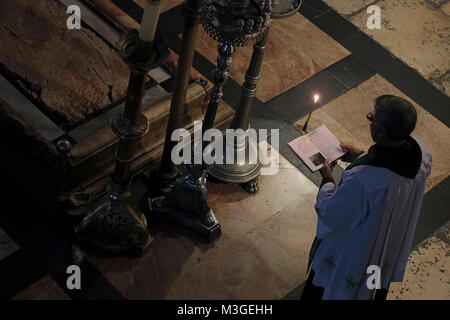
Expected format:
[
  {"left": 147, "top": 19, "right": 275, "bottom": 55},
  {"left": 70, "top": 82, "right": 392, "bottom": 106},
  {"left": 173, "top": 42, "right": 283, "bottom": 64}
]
[{"left": 311, "top": 137, "right": 432, "bottom": 300}]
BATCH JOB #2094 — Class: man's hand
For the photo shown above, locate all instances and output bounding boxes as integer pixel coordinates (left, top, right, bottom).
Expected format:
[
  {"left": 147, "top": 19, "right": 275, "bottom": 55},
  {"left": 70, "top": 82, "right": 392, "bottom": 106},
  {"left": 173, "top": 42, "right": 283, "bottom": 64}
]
[
  {"left": 319, "top": 159, "right": 337, "bottom": 179},
  {"left": 340, "top": 143, "right": 364, "bottom": 163}
]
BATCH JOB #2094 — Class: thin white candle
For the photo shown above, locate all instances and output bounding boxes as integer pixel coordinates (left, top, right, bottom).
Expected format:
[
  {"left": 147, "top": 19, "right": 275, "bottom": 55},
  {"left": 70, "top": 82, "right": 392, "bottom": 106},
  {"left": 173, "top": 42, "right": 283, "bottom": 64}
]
[
  {"left": 302, "top": 94, "right": 320, "bottom": 131},
  {"left": 139, "top": 0, "right": 161, "bottom": 42}
]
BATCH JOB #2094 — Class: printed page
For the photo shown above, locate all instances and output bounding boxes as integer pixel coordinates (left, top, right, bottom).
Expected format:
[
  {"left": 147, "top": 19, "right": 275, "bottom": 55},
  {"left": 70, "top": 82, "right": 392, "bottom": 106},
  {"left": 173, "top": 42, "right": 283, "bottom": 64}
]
[
  {"left": 288, "top": 125, "right": 346, "bottom": 171},
  {"left": 288, "top": 135, "right": 325, "bottom": 171},
  {"left": 309, "top": 125, "right": 345, "bottom": 164}
]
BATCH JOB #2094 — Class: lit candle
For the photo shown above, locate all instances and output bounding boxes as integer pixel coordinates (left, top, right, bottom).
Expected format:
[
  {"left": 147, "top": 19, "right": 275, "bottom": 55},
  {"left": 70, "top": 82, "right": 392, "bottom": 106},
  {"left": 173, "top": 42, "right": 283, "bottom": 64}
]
[
  {"left": 302, "top": 94, "right": 320, "bottom": 132},
  {"left": 139, "top": 0, "right": 161, "bottom": 42}
]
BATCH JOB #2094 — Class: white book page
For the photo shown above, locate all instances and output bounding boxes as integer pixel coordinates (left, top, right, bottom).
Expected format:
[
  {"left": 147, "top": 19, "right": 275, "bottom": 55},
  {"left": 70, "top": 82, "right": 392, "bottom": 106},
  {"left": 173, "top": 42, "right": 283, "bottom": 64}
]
[
  {"left": 288, "top": 125, "right": 345, "bottom": 171},
  {"left": 309, "top": 125, "right": 345, "bottom": 164},
  {"left": 288, "top": 135, "right": 324, "bottom": 171}
]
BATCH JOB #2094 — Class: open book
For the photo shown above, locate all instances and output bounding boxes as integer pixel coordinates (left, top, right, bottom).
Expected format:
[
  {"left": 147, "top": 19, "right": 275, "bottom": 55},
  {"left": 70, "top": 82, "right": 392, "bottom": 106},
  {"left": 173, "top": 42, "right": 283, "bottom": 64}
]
[{"left": 288, "top": 125, "right": 345, "bottom": 172}]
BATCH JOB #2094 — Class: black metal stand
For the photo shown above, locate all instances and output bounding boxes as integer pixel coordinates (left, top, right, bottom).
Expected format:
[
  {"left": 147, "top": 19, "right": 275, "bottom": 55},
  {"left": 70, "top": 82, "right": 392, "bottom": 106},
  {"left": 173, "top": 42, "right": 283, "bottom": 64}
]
[
  {"left": 150, "top": 42, "right": 234, "bottom": 242},
  {"left": 75, "top": 31, "right": 168, "bottom": 256}
]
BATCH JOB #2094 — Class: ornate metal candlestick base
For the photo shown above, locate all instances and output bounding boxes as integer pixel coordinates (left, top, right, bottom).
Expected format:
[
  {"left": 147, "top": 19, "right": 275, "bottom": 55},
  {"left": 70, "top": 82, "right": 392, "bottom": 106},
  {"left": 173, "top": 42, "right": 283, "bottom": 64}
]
[
  {"left": 210, "top": 0, "right": 302, "bottom": 193},
  {"left": 151, "top": 160, "right": 221, "bottom": 241},
  {"left": 209, "top": 26, "right": 271, "bottom": 193},
  {"left": 76, "top": 30, "right": 168, "bottom": 256},
  {"left": 75, "top": 181, "right": 150, "bottom": 256}
]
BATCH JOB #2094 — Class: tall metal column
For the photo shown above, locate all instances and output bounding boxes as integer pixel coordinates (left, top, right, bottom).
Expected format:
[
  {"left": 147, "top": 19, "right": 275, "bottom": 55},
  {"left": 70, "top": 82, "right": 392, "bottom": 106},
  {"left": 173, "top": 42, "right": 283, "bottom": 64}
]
[
  {"left": 157, "top": 0, "right": 203, "bottom": 181},
  {"left": 209, "top": 0, "right": 303, "bottom": 193},
  {"left": 229, "top": 27, "right": 270, "bottom": 131},
  {"left": 208, "top": 25, "right": 271, "bottom": 193}
]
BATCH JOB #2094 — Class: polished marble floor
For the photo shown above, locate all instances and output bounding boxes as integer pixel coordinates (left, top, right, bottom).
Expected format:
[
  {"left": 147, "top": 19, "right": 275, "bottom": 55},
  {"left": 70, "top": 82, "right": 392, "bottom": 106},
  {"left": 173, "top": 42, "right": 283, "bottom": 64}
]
[
  {"left": 89, "top": 150, "right": 318, "bottom": 299},
  {"left": 192, "top": 13, "right": 350, "bottom": 102},
  {"left": 389, "top": 221, "right": 450, "bottom": 300},
  {"left": 324, "top": 0, "right": 450, "bottom": 96},
  {"left": 0, "top": 0, "right": 448, "bottom": 300}
]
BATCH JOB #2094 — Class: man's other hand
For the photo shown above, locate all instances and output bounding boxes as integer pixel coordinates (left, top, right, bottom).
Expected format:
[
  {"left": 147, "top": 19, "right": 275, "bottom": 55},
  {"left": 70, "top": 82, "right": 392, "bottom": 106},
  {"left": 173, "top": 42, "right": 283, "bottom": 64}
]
[
  {"left": 340, "top": 143, "right": 364, "bottom": 163},
  {"left": 319, "top": 159, "right": 336, "bottom": 179}
]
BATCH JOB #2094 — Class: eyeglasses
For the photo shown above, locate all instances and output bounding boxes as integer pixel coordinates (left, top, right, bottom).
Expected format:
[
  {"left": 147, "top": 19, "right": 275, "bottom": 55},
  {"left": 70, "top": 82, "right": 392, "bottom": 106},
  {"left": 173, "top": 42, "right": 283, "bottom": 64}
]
[{"left": 366, "top": 112, "right": 374, "bottom": 122}]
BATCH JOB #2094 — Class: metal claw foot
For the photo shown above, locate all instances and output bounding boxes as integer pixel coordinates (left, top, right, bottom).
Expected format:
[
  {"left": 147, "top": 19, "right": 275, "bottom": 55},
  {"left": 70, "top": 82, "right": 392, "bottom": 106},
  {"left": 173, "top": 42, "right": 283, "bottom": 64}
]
[
  {"left": 240, "top": 178, "right": 259, "bottom": 193},
  {"left": 75, "top": 181, "right": 152, "bottom": 256}
]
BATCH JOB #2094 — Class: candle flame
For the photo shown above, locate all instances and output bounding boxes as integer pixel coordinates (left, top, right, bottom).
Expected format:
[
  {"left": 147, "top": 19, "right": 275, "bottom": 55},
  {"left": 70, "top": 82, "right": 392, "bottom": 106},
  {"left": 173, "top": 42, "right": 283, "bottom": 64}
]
[{"left": 314, "top": 94, "right": 319, "bottom": 103}]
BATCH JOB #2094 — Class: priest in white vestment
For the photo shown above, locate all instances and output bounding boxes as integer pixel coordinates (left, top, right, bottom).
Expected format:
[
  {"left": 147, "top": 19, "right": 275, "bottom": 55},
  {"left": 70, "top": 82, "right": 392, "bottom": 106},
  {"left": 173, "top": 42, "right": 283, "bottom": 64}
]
[{"left": 301, "top": 95, "right": 432, "bottom": 300}]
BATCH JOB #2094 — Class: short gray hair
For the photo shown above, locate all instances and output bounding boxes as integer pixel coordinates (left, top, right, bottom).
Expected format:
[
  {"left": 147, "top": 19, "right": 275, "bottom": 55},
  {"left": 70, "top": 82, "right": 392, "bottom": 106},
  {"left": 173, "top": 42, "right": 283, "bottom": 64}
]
[{"left": 374, "top": 95, "right": 417, "bottom": 141}]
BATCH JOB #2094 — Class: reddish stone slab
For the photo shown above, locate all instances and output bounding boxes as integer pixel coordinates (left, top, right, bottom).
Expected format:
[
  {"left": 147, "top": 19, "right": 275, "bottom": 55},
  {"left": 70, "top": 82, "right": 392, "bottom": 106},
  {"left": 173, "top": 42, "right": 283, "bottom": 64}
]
[{"left": 0, "top": 0, "right": 130, "bottom": 129}]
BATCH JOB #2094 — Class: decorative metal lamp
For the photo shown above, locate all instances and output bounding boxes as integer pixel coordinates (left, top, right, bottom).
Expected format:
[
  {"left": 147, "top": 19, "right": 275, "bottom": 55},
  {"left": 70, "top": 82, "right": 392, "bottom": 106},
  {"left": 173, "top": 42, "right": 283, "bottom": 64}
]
[
  {"left": 209, "top": 0, "right": 302, "bottom": 193},
  {"left": 75, "top": 1, "right": 169, "bottom": 256},
  {"left": 150, "top": 0, "right": 271, "bottom": 241}
]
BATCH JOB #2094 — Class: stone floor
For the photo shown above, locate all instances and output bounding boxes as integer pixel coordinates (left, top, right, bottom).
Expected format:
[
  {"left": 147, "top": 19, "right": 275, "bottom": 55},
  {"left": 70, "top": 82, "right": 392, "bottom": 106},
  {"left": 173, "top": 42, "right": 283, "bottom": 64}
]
[
  {"left": 323, "top": 0, "right": 450, "bottom": 96},
  {"left": 192, "top": 13, "right": 350, "bottom": 102},
  {"left": 389, "top": 221, "right": 450, "bottom": 300},
  {"left": 0, "top": 0, "right": 448, "bottom": 300},
  {"left": 89, "top": 150, "right": 318, "bottom": 299}
]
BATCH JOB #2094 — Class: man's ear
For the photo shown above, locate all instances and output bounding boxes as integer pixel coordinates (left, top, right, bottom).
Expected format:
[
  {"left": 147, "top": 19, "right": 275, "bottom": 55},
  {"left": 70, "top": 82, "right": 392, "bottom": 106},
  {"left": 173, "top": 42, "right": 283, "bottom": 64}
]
[{"left": 372, "top": 123, "right": 387, "bottom": 143}]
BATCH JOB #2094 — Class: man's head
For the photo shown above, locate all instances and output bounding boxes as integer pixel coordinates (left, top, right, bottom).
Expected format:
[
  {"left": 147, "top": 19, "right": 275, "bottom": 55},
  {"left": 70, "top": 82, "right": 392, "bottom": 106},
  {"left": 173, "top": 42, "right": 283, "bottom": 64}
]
[{"left": 368, "top": 95, "right": 417, "bottom": 145}]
